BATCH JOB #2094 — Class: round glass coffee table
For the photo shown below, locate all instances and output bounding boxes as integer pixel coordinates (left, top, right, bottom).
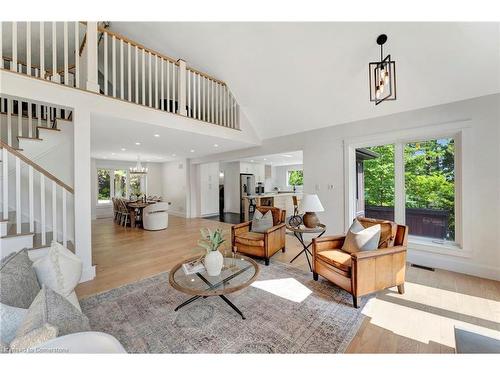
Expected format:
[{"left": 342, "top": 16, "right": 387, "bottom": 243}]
[{"left": 169, "top": 255, "right": 259, "bottom": 319}]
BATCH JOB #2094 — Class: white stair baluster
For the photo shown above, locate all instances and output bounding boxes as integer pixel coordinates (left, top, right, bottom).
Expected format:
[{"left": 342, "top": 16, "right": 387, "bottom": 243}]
[
  {"left": 127, "top": 42, "right": 131, "bottom": 101},
  {"left": 166, "top": 61, "right": 170, "bottom": 112},
  {"left": 148, "top": 52, "right": 152, "bottom": 107},
  {"left": 141, "top": 49, "right": 145, "bottom": 105},
  {"left": 197, "top": 74, "right": 201, "bottom": 120},
  {"left": 52, "top": 22, "right": 58, "bottom": 82},
  {"left": 11, "top": 22, "right": 17, "bottom": 72},
  {"left": 40, "top": 174, "right": 46, "bottom": 245},
  {"left": 135, "top": 46, "right": 139, "bottom": 104},
  {"left": 2, "top": 148, "right": 7, "bottom": 220},
  {"left": 15, "top": 157, "right": 21, "bottom": 234},
  {"left": 29, "top": 165, "right": 34, "bottom": 232},
  {"left": 74, "top": 21, "right": 79, "bottom": 88},
  {"left": 154, "top": 55, "right": 158, "bottom": 109},
  {"left": 62, "top": 189, "right": 67, "bottom": 247},
  {"left": 187, "top": 69, "right": 191, "bottom": 117},
  {"left": 161, "top": 58, "right": 164, "bottom": 110},
  {"left": 52, "top": 181, "right": 57, "bottom": 243},
  {"left": 63, "top": 22, "right": 68, "bottom": 85},
  {"left": 120, "top": 38, "right": 124, "bottom": 100},
  {"left": 0, "top": 21, "right": 3, "bottom": 69},
  {"left": 17, "top": 101, "right": 22, "bottom": 138},
  {"left": 103, "top": 32, "right": 108, "bottom": 95},
  {"left": 26, "top": 22, "right": 31, "bottom": 76},
  {"left": 40, "top": 22, "right": 45, "bottom": 79},
  {"left": 173, "top": 64, "right": 176, "bottom": 113},
  {"left": 7, "top": 99, "right": 12, "bottom": 146},
  {"left": 28, "top": 102, "right": 32, "bottom": 138},
  {"left": 112, "top": 35, "right": 116, "bottom": 97}
]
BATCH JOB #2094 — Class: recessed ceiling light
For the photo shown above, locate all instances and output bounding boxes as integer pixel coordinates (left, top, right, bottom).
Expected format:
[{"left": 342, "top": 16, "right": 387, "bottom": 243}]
[
  {"left": 121, "top": 148, "right": 126, "bottom": 151},
  {"left": 263, "top": 158, "right": 267, "bottom": 161},
  {"left": 135, "top": 142, "right": 141, "bottom": 146},
  {"left": 154, "top": 134, "right": 160, "bottom": 138},
  {"left": 172, "top": 153, "right": 176, "bottom": 157},
  {"left": 250, "top": 160, "right": 254, "bottom": 162},
  {"left": 146, "top": 160, "right": 150, "bottom": 162},
  {"left": 214, "top": 144, "right": 219, "bottom": 148},
  {"left": 111, "top": 152, "right": 115, "bottom": 155},
  {"left": 190, "top": 149, "right": 195, "bottom": 153}
]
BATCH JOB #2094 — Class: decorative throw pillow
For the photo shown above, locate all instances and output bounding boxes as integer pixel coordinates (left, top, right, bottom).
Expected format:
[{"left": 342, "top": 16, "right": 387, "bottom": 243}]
[
  {"left": 32, "top": 241, "right": 83, "bottom": 297},
  {"left": 341, "top": 219, "right": 381, "bottom": 253},
  {"left": 15, "top": 286, "right": 90, "bottom": 340},
  {"left": 251, "top": 210, "right": 273, "bottom": 233},
  {"left": 9, "top": 323, "right": 58, "bottom": 352},
  {"left": 0, "top": 303, "right": 28, "bottom": 344},
  {"left": 0, "top": 249, "right": 41, "bottom": 309}
]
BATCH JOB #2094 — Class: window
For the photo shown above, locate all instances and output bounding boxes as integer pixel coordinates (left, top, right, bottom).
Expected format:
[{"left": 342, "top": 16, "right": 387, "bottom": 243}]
[
  {"left": 287, "top": 170, "right": 303, "bottom": 186},
  {"left": 97, "top": 169, "right": 111, "bottom": 204},
  {"left": 355, "top": 136, "right": 457, "bottom": 244},
  {"left": 129, "top": 174, "right": 144, "bottom": 197},
  {"left": 114, "top": 170, "right": 127, "bottom": 198},
  {"left": 404, "top": 138, "right": 455, "bottom": 241}
]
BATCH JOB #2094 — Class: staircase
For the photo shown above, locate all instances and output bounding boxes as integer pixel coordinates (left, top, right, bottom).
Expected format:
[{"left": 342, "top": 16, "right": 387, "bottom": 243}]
[{"left": 0, "top": 97, "right": 74, "bottom": 259}]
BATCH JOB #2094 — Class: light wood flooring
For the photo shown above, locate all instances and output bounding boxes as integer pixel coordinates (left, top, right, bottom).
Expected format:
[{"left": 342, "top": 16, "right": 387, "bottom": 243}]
[{"left": 76, "top": 216, "right": 500, "bottom": 353}]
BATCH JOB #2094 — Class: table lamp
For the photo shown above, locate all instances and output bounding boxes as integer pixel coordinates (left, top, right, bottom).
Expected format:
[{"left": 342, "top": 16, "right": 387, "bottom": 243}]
[{"left": 299, "top": 194, "right": 324, "bottom": 228}]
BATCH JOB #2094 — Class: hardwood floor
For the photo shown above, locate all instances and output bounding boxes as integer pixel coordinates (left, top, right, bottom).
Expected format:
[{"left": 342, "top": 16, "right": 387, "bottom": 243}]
[{"left": 76, "top": 216, "right": 500, "bottom": 353}]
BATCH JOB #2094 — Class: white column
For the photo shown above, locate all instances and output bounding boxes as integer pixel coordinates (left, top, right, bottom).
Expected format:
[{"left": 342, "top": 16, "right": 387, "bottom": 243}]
[
  {"left": 85, "top": 21, "right": 99, "bottom": 92},
  {"left": 73, "top": 108, "right": 95, "bottom": 281},
  {"left": 177, "top": 59, "right": 187, "bottom": 116},
  {"left": 394, "top": 142, "right": 405, "bottom": 224}
]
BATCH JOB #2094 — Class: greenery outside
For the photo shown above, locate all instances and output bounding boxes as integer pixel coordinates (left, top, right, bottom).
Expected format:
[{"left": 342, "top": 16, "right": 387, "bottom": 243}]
[
  {"left": 288, "top": 170, "right": 304, "bottom": 186},
  {"left": 98, "top": 169, "right": 111, "bottom": 202}
]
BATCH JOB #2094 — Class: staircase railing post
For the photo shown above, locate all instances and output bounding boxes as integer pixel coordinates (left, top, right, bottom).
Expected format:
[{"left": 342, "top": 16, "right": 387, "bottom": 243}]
[
  {"left": 177, "top": 59, "right": 187, "bottom": 116},
  {"left": 85, "top": 21, "right": 99, "bottom": 93}
]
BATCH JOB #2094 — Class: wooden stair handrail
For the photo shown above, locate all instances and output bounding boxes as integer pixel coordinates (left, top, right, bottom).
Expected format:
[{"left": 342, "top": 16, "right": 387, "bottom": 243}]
[{"left": 0, "top": 140, "right": 74, "bottom": 194}]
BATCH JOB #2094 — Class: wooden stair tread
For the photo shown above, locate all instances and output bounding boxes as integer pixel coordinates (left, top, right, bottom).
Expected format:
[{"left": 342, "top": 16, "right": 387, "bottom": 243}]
[
  {"left": 32, "top": 232, "right": 75, "bottom": 252},
  {"left": 37, "top": 126, "right": 60, "bottom": 132},
  {"left": 1, "top": 232, "right": 34, "bottom": 239},
  {"left": 17, "top": 136, "right": 43, "bottom": 141}
]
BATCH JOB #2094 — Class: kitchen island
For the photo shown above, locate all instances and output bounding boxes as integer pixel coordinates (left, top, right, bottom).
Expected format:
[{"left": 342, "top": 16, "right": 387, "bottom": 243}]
[{"left": 241, "top": 192, "right": 303, "bottom": 221}]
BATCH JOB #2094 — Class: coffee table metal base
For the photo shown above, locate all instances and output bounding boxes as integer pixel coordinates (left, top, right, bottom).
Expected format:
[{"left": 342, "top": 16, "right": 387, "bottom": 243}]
[{"left": 174, "top": 294, "right": 245, "bottom": 319}]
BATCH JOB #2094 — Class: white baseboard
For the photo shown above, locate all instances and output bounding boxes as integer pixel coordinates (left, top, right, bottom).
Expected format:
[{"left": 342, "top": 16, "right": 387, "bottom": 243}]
[
  {"left": 80, "top": 266, "right": 96, "bottom": 283},
  {"left": 407, "top": 250, "right": 500, "bottom": 281}
]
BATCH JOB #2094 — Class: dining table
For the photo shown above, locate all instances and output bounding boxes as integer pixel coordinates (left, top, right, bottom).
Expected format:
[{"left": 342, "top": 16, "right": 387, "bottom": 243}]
[{"left": 126, "top": 200, "right": 158, "bottom": 228}]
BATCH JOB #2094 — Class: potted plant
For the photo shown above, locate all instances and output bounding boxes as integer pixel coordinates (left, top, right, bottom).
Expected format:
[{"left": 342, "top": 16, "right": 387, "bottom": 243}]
[{"left": 198, "top": 228, "right": 225, "bottom": 276}]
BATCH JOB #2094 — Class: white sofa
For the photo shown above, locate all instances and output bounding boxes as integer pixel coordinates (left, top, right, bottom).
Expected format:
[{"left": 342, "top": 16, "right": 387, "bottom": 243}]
[{"left": 143, "top": 202, "right": 169, "bottom": 231}]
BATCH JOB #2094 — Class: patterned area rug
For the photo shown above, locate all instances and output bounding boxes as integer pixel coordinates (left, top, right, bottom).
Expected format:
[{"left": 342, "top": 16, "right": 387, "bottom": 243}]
[{"left": 80, "top": 261, "right": 368, "bottom": 353}]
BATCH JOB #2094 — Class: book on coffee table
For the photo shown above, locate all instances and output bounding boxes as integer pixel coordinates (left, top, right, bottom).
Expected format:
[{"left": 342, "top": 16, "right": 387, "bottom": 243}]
[{"left": 182, "top": 259, "right": 205, "bottom": 275}]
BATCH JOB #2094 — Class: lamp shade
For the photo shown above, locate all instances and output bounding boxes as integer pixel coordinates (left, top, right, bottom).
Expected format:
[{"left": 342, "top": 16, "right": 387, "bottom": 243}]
[{"left": 299, "top": 194, "right": 324, "bottom": 213}]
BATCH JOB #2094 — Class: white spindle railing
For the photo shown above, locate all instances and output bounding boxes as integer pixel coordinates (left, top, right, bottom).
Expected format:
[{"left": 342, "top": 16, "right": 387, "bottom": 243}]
[
  {"left": 0, "top": 21, "right": 84, "bottom": 87},
  {"left": 0, "top": 141, "right": 74, "bottom": 248}
]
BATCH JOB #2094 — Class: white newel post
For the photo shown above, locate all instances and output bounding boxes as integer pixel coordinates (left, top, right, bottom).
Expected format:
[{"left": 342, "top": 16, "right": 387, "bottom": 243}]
[
  {"left": 177, "top": 59, "right": 187, "bottom": 116},
  {"left": 85, "top": 22, "right": 99, "bottom": 93},
  {"left": 73, "top": 108, "right": 95, "bottom": 282}
]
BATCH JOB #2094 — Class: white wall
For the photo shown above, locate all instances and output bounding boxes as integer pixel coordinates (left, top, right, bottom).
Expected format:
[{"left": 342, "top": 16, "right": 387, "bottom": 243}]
[
  {"left": 199, "top": 162, "right": 220, "bottom": 216},
  {"left": 193, "top": 94, "right": 500, "bottom": 280},
  {"left": 271, "top": 164, "right": 303, "bottom": 192},
  {"left": 220, "top": 161, "right": 241, "bottom": 214},
  {"left": 161, "top": 159, "right": 188, "bottom": 217}
]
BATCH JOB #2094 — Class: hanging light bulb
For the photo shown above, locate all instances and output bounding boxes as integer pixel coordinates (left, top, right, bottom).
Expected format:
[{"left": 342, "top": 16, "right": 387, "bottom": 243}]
[
  {"left": 375, "top": 86, "right": 381, "bottom": 99},
  {"left": 379, "top": 81, "right": 385, "bottom": 94}
]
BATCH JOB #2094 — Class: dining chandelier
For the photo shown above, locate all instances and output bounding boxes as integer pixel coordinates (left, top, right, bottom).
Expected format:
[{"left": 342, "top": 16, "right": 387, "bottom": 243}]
[
  {"left": 369, "top": 34, "right": 397, "bottom": 105},
  {"left": 130, "top": 156, "right": 148, "bottom": 175}
]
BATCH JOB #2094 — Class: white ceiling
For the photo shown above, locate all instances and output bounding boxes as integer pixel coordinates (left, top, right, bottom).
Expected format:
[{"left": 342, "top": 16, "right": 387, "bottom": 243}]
[
  {"left": 236, "top": 150, "right": 303, "bottom": 166},
  {"left": 90, "top": 114, "right": 252, "bottom": 162},
  {"left": 110, "top": 22, "right": 500, "bottom": 139}
]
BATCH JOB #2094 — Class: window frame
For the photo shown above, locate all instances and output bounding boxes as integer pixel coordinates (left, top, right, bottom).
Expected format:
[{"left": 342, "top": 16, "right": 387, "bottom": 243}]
[
  {"left": 96, "top": 168, "right": 147, "bottom": 206},
  {"left": 344, "top": 121, "right": 470, "bottom": 256}
]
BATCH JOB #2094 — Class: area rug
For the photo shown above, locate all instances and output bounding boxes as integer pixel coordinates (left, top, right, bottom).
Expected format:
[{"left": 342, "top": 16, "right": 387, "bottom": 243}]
[{"left": 80, "top": 260, "right": 368, "bottom": 353}]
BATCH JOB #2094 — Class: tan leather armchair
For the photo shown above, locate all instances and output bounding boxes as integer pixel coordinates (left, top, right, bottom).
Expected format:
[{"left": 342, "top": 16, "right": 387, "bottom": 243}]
[
  {"left": 231, "top": 206, "right": 286, "bottom": 265},
  {"left": 312, "top": 217, "right": 408, "bottom": 308}
]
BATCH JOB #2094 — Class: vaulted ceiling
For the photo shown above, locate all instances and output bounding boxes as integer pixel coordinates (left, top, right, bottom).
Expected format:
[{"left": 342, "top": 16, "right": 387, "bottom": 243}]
[{"left": 109, "top": 22, "right": 500, "bottom": 139}]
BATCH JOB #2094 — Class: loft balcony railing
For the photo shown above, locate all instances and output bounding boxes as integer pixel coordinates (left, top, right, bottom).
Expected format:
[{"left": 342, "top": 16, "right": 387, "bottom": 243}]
[{"left": 0, "top": 22, "right": 240, "bottom": 130}]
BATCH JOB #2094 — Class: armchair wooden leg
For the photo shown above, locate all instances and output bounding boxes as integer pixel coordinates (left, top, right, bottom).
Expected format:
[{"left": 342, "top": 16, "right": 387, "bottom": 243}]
[
  {"left": 397, "top": 283, "right": 405, "bottom": 294},
  {"left": 352, "top": 295, "right": 360, "bottom": 309},
  {"left": 265, "top": 258, "right": 270, "bottom": 266},
  {"left": 313, "top": 272, "right": 318, "bottom": 281},
  {"left": 282, "top": 247, "right": 286, "bottom": 253}
]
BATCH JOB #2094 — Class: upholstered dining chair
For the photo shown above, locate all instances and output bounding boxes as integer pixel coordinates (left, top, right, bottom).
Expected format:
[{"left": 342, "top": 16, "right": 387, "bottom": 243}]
[
  {"left": 312, "top": 217, "right": 408, "bottom": 308},
  {"left": 143, "top": 202, "right": 169, "bottom": 230},
  {"left": 231, "top": 206, "right": 286, "bottom": 265}
]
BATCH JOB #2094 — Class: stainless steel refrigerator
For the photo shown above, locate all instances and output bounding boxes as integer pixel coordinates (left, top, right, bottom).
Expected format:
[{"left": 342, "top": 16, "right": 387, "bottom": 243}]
[{"left": 240, "top": 173, "right": 255, "bottom": 220}]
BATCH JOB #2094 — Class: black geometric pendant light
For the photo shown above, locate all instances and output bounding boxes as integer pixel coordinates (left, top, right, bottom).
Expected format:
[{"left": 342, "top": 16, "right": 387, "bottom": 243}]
[{"left": 369, "top": 34, "right": 397, "bottom": 105}]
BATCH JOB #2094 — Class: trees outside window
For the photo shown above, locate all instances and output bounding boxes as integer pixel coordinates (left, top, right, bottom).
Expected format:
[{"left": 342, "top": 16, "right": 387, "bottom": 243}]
[
  {"left": 97, "top": 169, "right": 111, "bottom": 203},
  {"left": 288, "top": 170, "right": 303, "bottom": 186}
]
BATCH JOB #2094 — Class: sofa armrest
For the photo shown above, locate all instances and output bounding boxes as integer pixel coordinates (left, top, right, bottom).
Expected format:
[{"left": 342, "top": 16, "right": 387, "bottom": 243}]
[
  {"left": 232, "top": 221, "right": 251, "bottom": 237},
  {"left": 34, "top": 332, "right": 126, "bottom": 353},
  {"left": 312, "top": 236, "right": 346, "bottom": 256},
  {"left": 350, "top": 245, "right": 407, "bottom": 260}
]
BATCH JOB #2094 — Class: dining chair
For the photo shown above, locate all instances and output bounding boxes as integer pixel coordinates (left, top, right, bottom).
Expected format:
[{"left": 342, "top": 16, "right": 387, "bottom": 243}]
[{"left": 118, "top": 199, "right": 131, "bottom": 227}]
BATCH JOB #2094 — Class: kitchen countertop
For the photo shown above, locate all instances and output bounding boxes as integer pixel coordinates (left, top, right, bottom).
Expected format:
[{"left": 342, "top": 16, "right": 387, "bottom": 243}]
[{"left": 243, "top": 192, "right": 303, "bottom": 199}]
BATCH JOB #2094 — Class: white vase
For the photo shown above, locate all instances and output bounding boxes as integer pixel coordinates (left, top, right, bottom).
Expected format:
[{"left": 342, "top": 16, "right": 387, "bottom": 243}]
[{"left": 204, "top": 250, "right": 224, "bottom": 276}]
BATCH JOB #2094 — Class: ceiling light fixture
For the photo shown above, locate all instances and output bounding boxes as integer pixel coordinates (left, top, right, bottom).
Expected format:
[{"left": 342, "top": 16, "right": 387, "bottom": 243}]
[
  {"left": 369, "top": 34, "right": 397, "bottom": 105},
  {"left": 135, "top": 142, "right": 141, "bottom": 146},
  {"left": 154, "top": 134, "right": 160, "bottom": 138},
  {"left": 190, "top": 149, "right": 195, "bottom": 153},
  {"left": 172, "top": 153, "right": 176, "bottom": 157},
  {"left": 121, "top": 148, "right": 126, "bottom": 151},
  {"left": 130, "top": 155, "right": 148, "bottom": 175},
  {"left": 214, "top": 144, "right": 219, "bottom": 148}
]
